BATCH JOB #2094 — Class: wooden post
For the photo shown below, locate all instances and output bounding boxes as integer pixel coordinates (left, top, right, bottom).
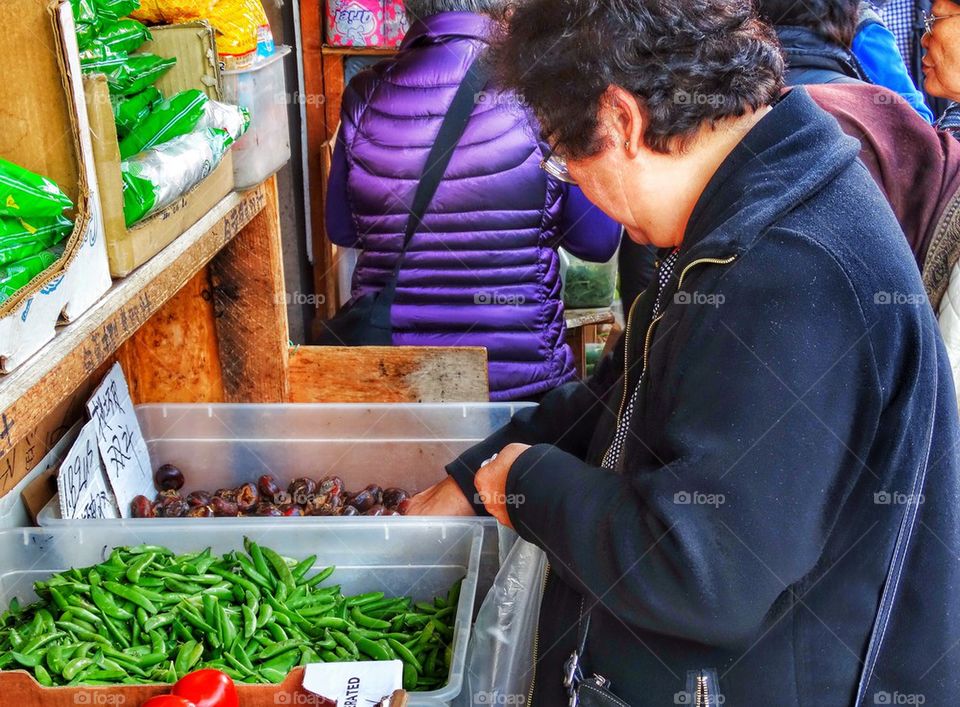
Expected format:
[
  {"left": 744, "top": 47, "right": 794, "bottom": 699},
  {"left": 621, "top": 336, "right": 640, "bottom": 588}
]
[
  {"left": 209, "top": 177, "right": 291, "bottom": 403},
  {"left": 115, "top": 268, "right": 226, "bottom": 404}
]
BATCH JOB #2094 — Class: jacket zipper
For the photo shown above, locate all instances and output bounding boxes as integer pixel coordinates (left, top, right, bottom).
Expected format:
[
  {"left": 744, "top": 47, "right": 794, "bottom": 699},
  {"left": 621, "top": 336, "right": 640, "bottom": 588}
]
[
  {"left": 603, "top": 254, "right": 737, "bottom": 463},
  {"left": 526, "top": 562, "right": 550, "bottom": 706},
  {"left": 695, "top": 671, "right": 710, "bottom": 707},
  {"left": 529, "top": 255, "right": 738, "bottom": 706}
]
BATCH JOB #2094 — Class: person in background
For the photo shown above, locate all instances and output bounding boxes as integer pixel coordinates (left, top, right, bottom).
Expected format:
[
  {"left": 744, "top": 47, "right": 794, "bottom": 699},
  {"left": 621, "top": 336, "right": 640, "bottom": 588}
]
[
  {"left": 807, "top": 83, "right": 960, "bottom": 397},
  {"left": 755, "top": 0, "right": 868, "bottom": 83},
  {"left": 407, "top": 0, "right": 960, "bottom": 703},
  {"left": 854, "top": 2, "right": 937, "bottom": 119},
  {"left": 325, "top": 0, "right": 620, "bottom": 402},
  {"left": 922, "top": 0, "right": 960, "bottom": 135}
]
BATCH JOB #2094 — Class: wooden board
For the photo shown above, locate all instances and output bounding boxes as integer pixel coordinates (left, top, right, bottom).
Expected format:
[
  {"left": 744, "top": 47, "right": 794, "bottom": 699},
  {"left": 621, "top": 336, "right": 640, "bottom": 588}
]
[
  {"left": 288, "top": 346, "right": 489, "bottom": 403},
  {"left": 0, "top": 187, "right": 266, "bottom": 466},
  {"left": 209, "top": 177, "right": 290, "bottom": 403},
  {"left": 115, "top": 267, "right": 226, "bottom": 404}
]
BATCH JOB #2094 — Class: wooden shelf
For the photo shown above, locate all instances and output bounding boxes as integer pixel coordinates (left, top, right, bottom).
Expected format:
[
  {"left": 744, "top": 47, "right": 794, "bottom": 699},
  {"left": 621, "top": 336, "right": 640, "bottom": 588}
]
[
  {"left": 565, "top": 307, "right": 616, "bottom": 330},
  {"left": 0, "top": 186, "right": 268, "bottom": 458},
  {"left": 321, "top": 45, "right": 397, "bottom": 56}
]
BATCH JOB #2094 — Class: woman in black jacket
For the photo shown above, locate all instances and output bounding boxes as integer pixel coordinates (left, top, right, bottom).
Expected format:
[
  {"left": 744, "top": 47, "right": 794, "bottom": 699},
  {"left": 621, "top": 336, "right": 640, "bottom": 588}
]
[{"left": 407, "top": 0, "right": 960, "bottom": 704}]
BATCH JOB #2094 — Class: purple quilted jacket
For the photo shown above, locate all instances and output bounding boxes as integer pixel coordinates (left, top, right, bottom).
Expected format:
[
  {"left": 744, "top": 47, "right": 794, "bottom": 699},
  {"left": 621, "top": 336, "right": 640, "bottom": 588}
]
[{"left": 325, "top": 12, "right": 621, "bottom": 401}]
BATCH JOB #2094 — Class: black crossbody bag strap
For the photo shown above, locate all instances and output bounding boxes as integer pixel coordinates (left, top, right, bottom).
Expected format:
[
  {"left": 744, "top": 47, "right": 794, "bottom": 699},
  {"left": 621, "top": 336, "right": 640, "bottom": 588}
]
[{"left": 367, "top": 56, "right": 490, "bottom": 331}]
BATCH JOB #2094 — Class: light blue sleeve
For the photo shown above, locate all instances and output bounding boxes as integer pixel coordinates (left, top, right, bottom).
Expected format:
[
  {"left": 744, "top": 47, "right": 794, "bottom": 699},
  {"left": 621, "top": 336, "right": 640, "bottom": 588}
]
[{"left": 853, "top": 21, "right": 936, "bottom": 123}]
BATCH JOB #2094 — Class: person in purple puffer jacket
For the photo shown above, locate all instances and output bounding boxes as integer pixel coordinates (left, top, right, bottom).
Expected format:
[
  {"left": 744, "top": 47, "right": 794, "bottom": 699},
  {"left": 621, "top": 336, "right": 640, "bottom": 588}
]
[{"left": 325, "top": 0, "right": 621, "bottom": 401}]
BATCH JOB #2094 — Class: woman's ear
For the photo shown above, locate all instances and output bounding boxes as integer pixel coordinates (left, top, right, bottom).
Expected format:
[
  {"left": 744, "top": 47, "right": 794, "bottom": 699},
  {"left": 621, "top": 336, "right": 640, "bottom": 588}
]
[{"left": 602, "top": 85, "right": 644, "bottom": 157}]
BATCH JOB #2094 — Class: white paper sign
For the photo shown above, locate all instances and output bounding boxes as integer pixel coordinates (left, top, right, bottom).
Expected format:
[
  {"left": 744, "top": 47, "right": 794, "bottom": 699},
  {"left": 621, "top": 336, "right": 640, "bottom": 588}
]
[
  {"left": 57, "top": 420, "right": 120, "bottom": 520},
  {"left": 303, "top": 660, "right": 403, "bottom": 706},
  {"left": 86, "top": 363, "right": 153, "bottom": 518}
]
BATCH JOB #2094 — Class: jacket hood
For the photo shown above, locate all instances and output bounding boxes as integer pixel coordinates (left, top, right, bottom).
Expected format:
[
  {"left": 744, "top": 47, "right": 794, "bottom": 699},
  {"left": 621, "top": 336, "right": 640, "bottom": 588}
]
[
  {"left": 682, "top": 87, "right": 862, "bottom": 259},
  {"left": 775, "top": 25, "right": 866, "bottom": 83}
]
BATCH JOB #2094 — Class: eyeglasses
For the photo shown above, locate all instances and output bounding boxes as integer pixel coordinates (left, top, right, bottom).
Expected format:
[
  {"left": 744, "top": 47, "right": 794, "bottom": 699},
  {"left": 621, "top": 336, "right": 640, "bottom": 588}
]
[
  {"left": 923, "top": 11, "right": 960, "bottom": 33},
  {"left": 540, "top": 149, "right": 577, "bottom": 185}
]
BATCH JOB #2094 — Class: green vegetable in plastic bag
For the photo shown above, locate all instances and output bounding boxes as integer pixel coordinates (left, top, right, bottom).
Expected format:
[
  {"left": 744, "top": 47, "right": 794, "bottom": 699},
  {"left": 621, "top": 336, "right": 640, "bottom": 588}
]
[
  {"left": 198, "top": 100, "right": 251, "bottom": 142},
  {"left": 85, "top": 53, "right": 176, "bottom": 96},
  {"left": 119, "top": 89, "right": 209, "bottom": 159},
  {"left": 0, "top": 216, "right": 73, "bottom": 267},
  {"left": 112, "top": 87, "right": 163, "bottom": 139},
  {"left": 95, "top": 18, "right": 152, "bottom": 54},
  {"left": 94, "top": 0, "right": 141, "bottom": 21},
  {"left": 0, "top": 158, "right": 73, "bottom": 219},
  {"left": 71, "top": 0, "right": 100, "bottom": 50},
  {"left": 0, "top": 245, "right": 65, "bottom": 306},
  {"left": 122, "top": 128, "right": 234, "bottom": 226}
]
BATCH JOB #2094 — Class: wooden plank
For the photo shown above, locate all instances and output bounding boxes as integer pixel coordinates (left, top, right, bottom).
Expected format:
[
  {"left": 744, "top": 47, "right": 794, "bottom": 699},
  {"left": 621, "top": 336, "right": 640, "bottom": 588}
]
[
  {"left": 115, "top": 268, "right": 226, "bottom": 404},
  {"left": 564, "top": 307, "right": 616, "bottom": 330},
  {"left": 321, "top": 45, "right": 398, "bottom": 56},
  {"left": 0, "top": 187, "right": 266, "bottom": 460},
  {"left": 288, "top": 346, "right": 489, "bottom": 403},
  {"left": 209, "top": 177, "right": 290, "bottom": 403}
]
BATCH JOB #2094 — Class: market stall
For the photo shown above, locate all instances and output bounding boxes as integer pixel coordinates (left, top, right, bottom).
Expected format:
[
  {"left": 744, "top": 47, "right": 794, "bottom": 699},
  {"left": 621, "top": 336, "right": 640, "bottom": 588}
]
[{"left": 0, "top": 1, "right": 624, "bottom": 704}]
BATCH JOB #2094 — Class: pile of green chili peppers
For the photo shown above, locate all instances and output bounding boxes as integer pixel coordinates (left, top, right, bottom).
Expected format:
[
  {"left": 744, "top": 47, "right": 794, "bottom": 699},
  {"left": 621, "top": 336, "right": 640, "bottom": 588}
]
[{"left": 0, "top": 538, "right": 461, "bottom": 691}]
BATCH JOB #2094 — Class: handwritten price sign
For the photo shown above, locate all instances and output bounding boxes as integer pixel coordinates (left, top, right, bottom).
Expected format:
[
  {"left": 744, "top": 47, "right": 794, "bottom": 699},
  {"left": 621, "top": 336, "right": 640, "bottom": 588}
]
[
  {"left": 57, "top": 420, "right": 119, "bottom": 520},
  {"left": 86, "top": 363, "right": 152, "bottom": 518}
]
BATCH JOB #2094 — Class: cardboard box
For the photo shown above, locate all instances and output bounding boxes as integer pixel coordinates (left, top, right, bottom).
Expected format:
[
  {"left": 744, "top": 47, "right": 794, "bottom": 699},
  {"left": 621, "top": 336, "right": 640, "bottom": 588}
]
[
  {"left": 87, "top": 21, "right": 235, "bottom": 278},
  {"left": 0, "top": 668, "right": 409, "bottom": 706},
  {"left": 326, "top": 0, "right": 408, "bottom": 47},
  {"left": 0, "top": 0, "right": 112, "bottom": 373}
]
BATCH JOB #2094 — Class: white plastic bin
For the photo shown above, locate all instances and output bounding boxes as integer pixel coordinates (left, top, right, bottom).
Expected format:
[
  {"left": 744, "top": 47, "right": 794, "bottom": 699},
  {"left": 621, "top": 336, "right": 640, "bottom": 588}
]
[
  {"left": 0, "top": 519, "right": 483, "bottom": 705},
  {"left": 222, "top": 46, "right": 292, "bottom": 189}
]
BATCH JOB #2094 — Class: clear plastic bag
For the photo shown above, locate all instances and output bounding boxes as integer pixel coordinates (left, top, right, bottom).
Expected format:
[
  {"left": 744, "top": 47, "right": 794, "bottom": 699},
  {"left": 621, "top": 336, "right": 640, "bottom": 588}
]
[
  {"left": 560, "top": 248, "right": 618, "bottom": 309},
  {"left": 455, "top": 537, "right": 547, "bottom": 706}
]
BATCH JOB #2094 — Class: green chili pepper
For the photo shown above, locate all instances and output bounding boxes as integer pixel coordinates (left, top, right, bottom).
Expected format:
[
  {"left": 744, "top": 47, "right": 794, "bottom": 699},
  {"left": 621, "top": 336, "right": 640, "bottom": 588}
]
[
  {"left": 388, "top": 638, "right": 423, "bottom": 672},
  {"left": 347, "top": 592, "right": 384, "bottom": 608},
  {"left": 330, "top": 630, "right": 358, "bottom": 658},
  {"left": 91, "top": 585, "right": 133, "bottom": 621},
  {"left": 355, "top": 636, "right": 391, "bottom": 661},
  {"left": 259, "top": 667, "right": 286, "bottom": 683},
  {"left": 102, "top": 582, "right": 157, "bottom": 614},
  {"left": 34, "top": 663, "right": 53, "bottom": 686},
  {"left": 301, "top": 564, "right": 336, "bottom": 589},
  {"left": 351, "top": 606, "right": 391, "bottom": 630},
  {"left": 173, "top": 640, "right": 202, "bottom": 676},
  {"left": 311, "top": 617, "right": 350, "bottom": 631},
  {"left": 125, "top": 553, "right": 155, "bottom": 584},
  {"left": 242, "top": 605, "right": 257, "bottom": 639},
  {"left": 403, "top": 661, "right": 418, "bottom": 690},
  {"left": 260, "top": 546, "right": 296, "bottom": 592},
  {"left": 63, "top": 657, "right": 95, "bottom": 680}
]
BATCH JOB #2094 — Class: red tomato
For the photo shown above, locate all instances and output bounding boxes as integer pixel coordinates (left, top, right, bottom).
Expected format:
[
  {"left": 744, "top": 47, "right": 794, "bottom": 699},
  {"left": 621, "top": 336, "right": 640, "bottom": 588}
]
[
  {"left": 172, "top": 669, "right": 240, "bottom": 707},
  {"left": 142, "top": 697, "right": 197, "bottom": 707}
]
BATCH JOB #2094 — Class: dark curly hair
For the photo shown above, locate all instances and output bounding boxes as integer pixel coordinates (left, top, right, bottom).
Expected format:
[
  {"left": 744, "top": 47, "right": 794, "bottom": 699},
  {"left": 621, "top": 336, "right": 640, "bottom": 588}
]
[
  {"left": 490, "top": 0, "right": 785, "bottom": 157},
  {"left": 754, "top": 0, "right": 860, "bottom": 48}
]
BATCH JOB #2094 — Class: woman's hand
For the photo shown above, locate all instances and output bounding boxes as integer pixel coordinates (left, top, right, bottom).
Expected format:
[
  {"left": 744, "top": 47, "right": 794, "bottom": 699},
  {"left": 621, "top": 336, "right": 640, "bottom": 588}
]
[
  {"left": 401, "top": 476, "right": 476, "bottom": 516},
  {"left": 474, "top": 443, "right": 532, "bottom": 529}
]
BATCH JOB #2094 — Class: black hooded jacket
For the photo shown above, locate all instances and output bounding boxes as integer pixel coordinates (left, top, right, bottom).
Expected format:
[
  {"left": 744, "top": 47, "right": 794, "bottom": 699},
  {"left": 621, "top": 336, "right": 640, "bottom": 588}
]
[{"left": 448, "top": 89, "right": 960, "bottom": 705}]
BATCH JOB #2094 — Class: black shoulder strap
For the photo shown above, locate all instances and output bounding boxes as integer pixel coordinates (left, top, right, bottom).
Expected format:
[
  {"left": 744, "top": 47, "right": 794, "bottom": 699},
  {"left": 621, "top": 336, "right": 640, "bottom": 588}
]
[
  {"left": 366, "top": 55, "right": 490, "bottom": 332},
  {"left": 398, "top": 56, "right": 490, "bottom": 264}
]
